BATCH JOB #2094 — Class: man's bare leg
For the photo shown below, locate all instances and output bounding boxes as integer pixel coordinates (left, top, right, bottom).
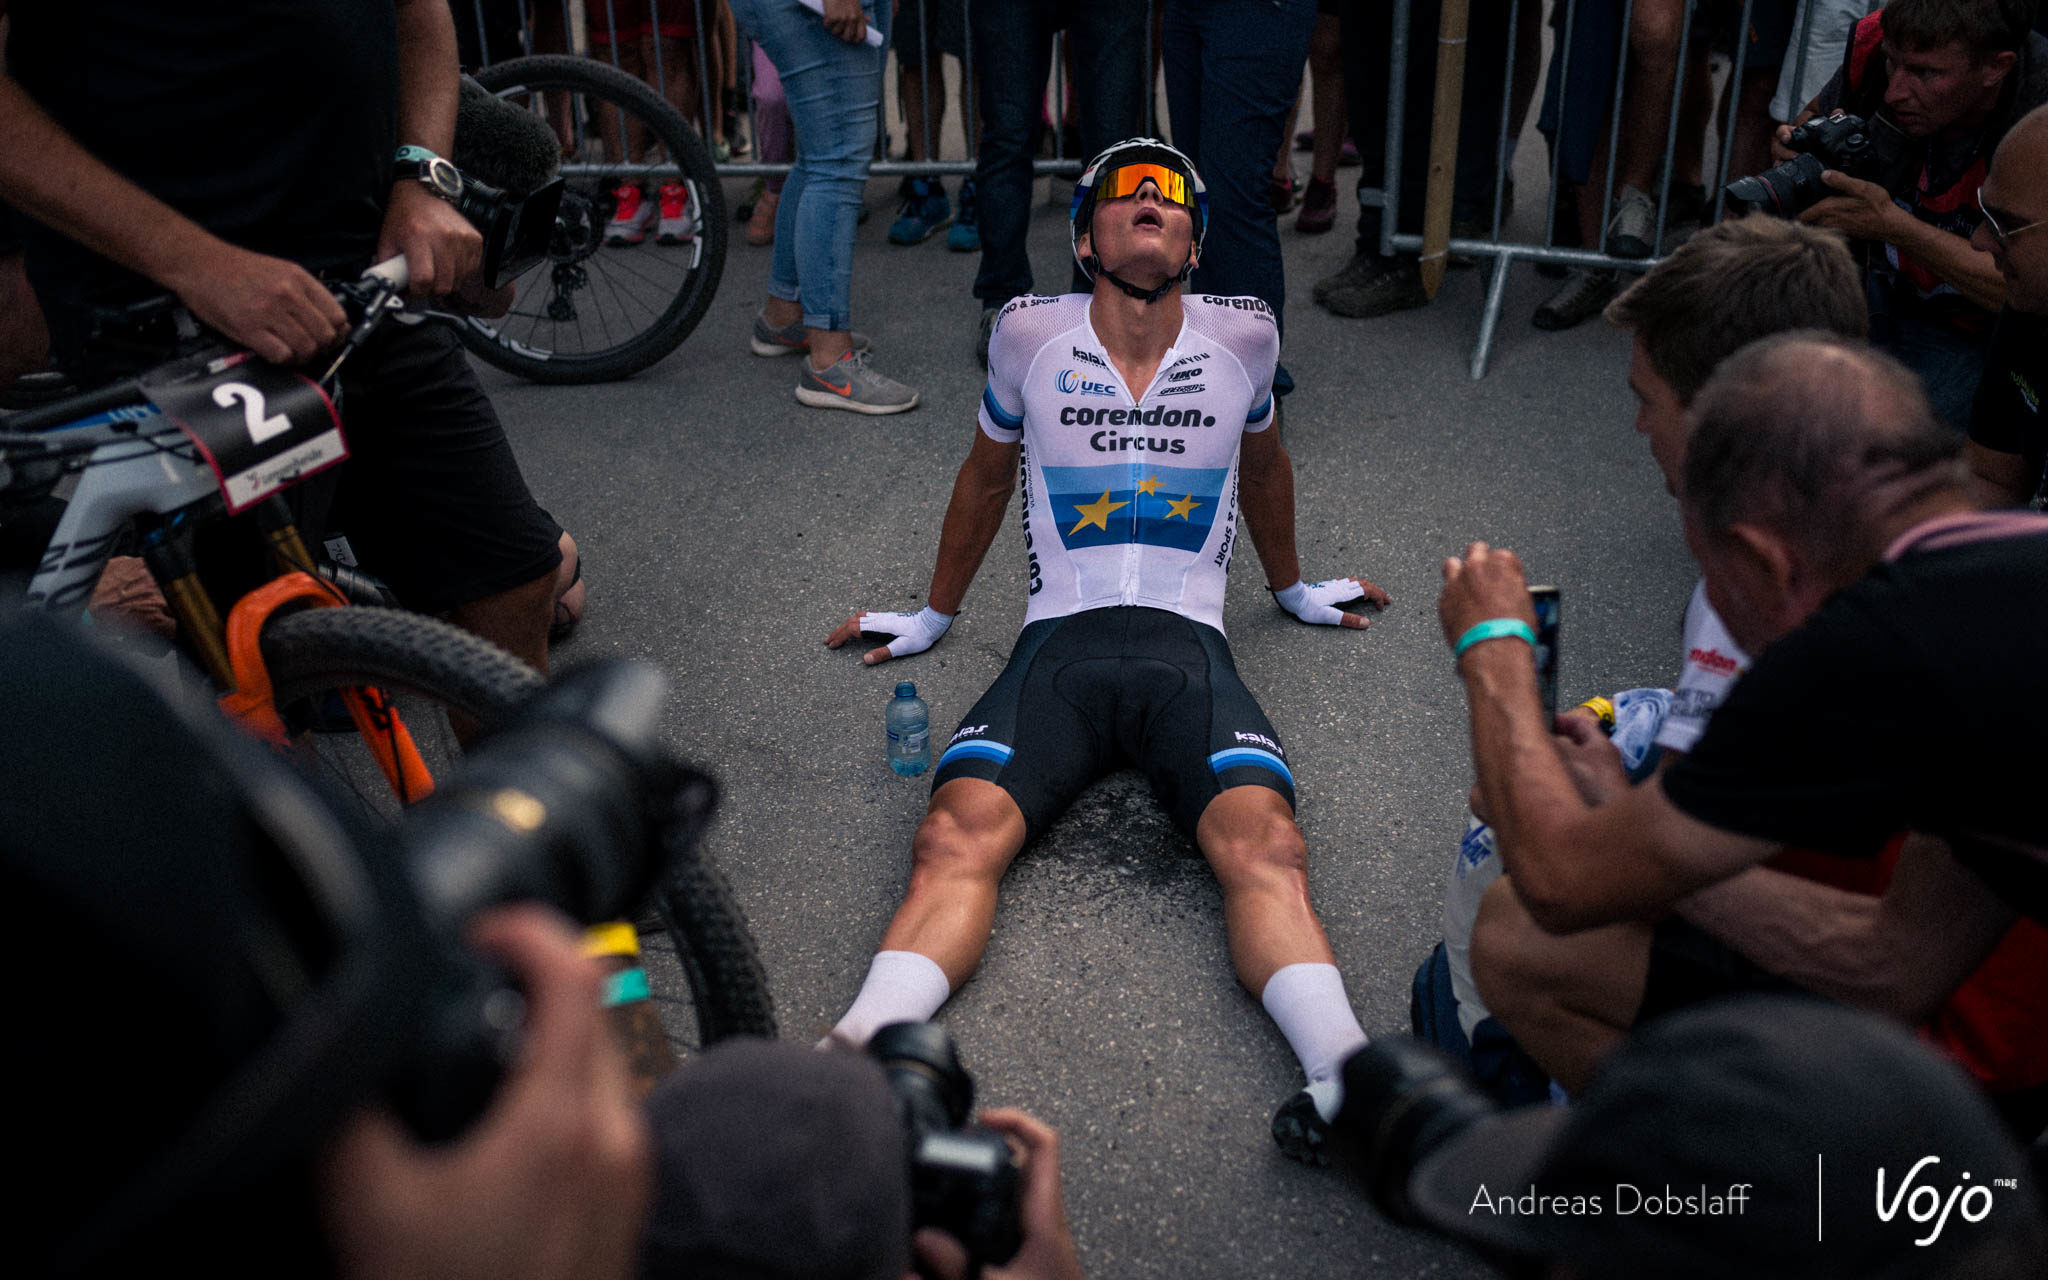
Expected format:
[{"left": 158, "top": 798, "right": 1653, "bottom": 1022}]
[
  {"left": 1197, "top": 785, "right": 1366, "bottom": 1142},
  {"left": 1617, "top": 0, "right": 1683, "bottom": 193},
  {"left": 1195, "top": 785, "right": 1335, "bottom": 990},
  {"left": 1469, "top": 876, "right": 1652, "bottom": 1093},
  {"left": 448, "top": 567, "right": 556, "bottom": 674},
  {"left": 831, "top": 777, "right": 1028, "bottom": 1043}
]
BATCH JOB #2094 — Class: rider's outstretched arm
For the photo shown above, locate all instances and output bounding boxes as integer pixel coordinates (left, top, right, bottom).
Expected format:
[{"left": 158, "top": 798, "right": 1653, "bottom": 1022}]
[
  {"left": 1239, "top": 424, "right": 1388, "bottom": 629},
  {"left": 826, "top": 430, "right": 1019, "bottom": 664},
  {"left": 1238, "top": 423, "right": 1304, "bottom": 591},
  {"left": 927, "top": 431, "right": 1021, "bottom": 615}
]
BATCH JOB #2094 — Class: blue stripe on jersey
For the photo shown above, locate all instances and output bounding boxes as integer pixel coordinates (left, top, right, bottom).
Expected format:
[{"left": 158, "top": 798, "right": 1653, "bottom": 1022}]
[
  {"left": 1246, "top": 395, "right": 1273, "bottom": 425},
  {"left": 1041, "top": 462, "right": 1227, "bottom": 552},
  {"left": 1208, "top": 747, "right": 1294, "bottom": 787},
  {"left": 982, "top": 386, "right": 1024, "bottom": 431},
  {"left": 940, "top": 739, "right": 1014, "bottom": 769}
]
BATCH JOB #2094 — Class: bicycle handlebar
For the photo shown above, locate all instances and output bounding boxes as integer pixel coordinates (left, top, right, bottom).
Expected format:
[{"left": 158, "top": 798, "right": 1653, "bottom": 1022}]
[
  {"left": 364, "top": 255, "right": 409, "bottom": 293},
  {"left": 0, "top": 258, "right": 410, "bottom": 442}
]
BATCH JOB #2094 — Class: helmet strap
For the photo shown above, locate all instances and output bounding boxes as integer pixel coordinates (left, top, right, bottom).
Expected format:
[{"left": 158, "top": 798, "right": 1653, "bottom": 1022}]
[{"left": 1085, "top": 252, "right": 1195, "bottom": 305}]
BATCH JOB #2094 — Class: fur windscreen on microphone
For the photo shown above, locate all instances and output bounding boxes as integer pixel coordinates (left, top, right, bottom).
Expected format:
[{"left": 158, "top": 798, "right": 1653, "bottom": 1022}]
[{"left": 453, "top": 75, "right": 561, "bottom": 197}]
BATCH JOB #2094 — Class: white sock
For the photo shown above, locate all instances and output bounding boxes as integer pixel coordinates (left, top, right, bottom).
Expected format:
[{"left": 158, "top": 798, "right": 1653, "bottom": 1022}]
[
  {"left": 1261, "top": 962, "right": 1369, "bottom": 1122},
  {"left": 828, "top": 950, "right": 952, "bottom": 1046}
]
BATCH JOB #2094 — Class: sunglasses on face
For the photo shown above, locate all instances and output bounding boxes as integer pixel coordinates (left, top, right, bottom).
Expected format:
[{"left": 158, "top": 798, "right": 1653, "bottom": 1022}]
[
  {"left": 1096, "top": 162, "right": 1194, "bottom": 209},
  {"left": 1977, "top": 186, "right": 2047, "bottom": 251}
]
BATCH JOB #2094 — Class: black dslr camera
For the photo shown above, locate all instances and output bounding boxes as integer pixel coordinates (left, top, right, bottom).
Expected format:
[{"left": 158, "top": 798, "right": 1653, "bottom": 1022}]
[
  {"left": 390, "top": 661, "right": 716, "bottom": 1140},
  {"left": 868, "top": 1022, "right": 1025, "bottom": 1270},
  {"left": 1723, "top": 111, "right": 1876, "bottom": 218},
  {"left": 1328, "top": 1036, "right": 1503, "bottom": 1225},
  {"left": 448, "top": 169, "right": 566, "bottom": 289}
]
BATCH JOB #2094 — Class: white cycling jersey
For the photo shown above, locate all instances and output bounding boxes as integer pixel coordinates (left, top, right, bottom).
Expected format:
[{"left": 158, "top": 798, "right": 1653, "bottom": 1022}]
[{"left": 977, "top": 292, "right": 1278, "bottom": 635}]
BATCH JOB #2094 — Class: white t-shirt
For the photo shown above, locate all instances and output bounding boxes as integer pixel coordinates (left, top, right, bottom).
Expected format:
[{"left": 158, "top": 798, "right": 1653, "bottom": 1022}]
[
  {"left": 977, "top": 292, "right": 1279, "bottom": 635},
  {"left": 1656, "top": 579, "right": 1753, "bottom": 753}
]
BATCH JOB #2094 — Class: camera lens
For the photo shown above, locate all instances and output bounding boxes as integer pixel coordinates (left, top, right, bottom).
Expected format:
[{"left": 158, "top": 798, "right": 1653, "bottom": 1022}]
[{"left": 1333, "top": 1037, "right": 1501, "bottom": 1223}]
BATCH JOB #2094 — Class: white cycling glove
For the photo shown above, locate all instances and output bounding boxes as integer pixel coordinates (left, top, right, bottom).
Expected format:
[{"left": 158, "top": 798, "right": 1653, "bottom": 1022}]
[
  {"left": 858, "top": 606, "right": 955, "bottom": 658},
  {"left": 1272, "top": 579, "right": 1362, "bottom": 627}
]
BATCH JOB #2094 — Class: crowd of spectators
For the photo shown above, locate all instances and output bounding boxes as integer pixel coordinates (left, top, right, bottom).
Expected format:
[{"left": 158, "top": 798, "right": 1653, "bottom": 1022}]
[
  {"left": 11, "top": 0, "right": 2048, "bottom": 1278},
  {"left": 454, "top": 0, "right": 2040, "bottom": 433}
]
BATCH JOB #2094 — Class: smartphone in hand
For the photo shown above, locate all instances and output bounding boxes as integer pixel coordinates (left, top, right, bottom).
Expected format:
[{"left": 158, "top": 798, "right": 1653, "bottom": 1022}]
[{"left": 1528, "top": 585, "right": 1560, "bottom": 720}]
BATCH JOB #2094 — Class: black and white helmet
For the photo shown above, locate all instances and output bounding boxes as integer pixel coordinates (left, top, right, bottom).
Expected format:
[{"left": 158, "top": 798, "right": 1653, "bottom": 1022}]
[{"left": 1069, "top": 137, "right": 1209, "bottom": 283}]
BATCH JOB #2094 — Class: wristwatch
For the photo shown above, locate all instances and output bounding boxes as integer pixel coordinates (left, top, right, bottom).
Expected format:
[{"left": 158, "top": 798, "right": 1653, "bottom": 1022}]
[{"left": 393, "top": 145, "right": 464, "bottom": 205}]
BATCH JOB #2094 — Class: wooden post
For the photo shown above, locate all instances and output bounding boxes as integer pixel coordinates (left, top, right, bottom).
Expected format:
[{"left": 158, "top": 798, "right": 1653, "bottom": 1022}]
[{"left": 1419, "top": 0, "right": 1471, "bottom": 298}]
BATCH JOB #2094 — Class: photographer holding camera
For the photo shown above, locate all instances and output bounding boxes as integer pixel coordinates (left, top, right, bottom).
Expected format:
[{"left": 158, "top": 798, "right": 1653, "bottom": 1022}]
[
  {"left": 1768, "top": 0, "right": 2048, "bottom": 428},
  {"left": 7, "top": 610, "right": 1085, "bottom": 1279}
]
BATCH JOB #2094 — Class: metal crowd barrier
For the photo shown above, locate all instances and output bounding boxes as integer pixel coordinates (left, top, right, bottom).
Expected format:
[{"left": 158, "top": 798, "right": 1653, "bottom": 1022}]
[
  {"left": 461, "top": 0, "right": 1157, "bottom": 181},
  {"left": 1367, "top": 0, "right": 1862, "bottom": 378}
]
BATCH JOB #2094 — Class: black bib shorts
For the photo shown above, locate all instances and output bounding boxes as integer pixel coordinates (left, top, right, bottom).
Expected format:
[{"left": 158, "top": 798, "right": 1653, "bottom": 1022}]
[{"left": 932, "top": 606, "right": 1296, "bottom": 840}]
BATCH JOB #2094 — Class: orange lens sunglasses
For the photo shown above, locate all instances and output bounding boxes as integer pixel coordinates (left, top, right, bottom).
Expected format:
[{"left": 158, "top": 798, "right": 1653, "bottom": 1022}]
[{"left": 1096, "top": 162, "right": 1191, "bottom": 207}]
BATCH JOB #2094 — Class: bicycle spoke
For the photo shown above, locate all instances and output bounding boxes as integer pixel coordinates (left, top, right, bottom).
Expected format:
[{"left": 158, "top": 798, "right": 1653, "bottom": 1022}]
[{"left": 459, "top": 56, "right": 724, "bottom": 382}]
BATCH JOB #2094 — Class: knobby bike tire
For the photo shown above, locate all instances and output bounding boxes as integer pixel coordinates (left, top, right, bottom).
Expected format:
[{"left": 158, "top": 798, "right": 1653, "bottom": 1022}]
[
  {"left": 258, "top": 605, "right": 776, "bottom": 1046},
  {"left": 459, "top": 55, "right": 728, "bottom": 384}
]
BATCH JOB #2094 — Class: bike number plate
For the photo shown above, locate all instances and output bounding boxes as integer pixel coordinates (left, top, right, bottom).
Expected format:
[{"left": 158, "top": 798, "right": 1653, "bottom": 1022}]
[{"left": 143, "top": 358, "right": 347, "bottom": 513}]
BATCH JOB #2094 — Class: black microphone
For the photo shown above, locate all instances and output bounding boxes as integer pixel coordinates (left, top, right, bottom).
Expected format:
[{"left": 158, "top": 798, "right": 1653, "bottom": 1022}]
[
  {"left": 453, "top": 75, "right": 561, "bottom": 197},
  {"left": 448, "top": 76, "right": 566, "bottom": 290}
]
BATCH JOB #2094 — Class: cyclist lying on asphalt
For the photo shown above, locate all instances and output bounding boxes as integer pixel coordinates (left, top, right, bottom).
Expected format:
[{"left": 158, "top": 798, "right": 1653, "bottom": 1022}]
[{"left": 825, "top": 138, "right": 1389, "bottom": 1165}]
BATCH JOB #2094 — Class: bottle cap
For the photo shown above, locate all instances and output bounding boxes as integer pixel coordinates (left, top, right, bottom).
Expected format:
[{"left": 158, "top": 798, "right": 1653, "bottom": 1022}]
[{"left": 895, "top": 681, "right": 917, "bottom": 698}]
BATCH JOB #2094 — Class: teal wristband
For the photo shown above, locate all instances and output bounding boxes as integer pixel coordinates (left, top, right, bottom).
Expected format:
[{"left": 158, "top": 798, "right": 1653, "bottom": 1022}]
[
  {"left": 601, "top": 967, "right": 651, "bottom": 1007},
  {"left": 1454, "top": 618, "right": 1537, "bottom": 658}
]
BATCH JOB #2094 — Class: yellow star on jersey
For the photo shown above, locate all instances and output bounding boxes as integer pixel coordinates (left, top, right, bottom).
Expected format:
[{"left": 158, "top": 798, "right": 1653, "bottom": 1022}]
[
  {"left": 1135, "top": 474, "right": 1164, "bottom": 497},
  {"left": 1069, "top": 489, "right": 1130, "bottom": 535},
  {"left": 1165, "top": 493, "right": 1204, "bottom": 520}
]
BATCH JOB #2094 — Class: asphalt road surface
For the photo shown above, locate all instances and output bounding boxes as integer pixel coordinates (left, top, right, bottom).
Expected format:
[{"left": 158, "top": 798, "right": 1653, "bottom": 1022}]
[{"left": 483, "top": 170, "right": 1700, "bottom": 1279}]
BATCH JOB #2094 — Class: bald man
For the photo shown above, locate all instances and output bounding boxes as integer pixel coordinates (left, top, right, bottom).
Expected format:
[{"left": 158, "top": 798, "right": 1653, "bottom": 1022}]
[
  {"left": 1966, "top": 103, "right": 2048, "bottom": 507},
  {"left": 1443, "top": 333, "right": 2048, "bottom": 1090}
]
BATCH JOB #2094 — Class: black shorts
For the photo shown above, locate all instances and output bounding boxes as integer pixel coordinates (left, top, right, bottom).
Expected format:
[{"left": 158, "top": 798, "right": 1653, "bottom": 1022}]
[
  {"left": 321, "top": 319, "right": 562, "bottom": 613},
  {"left": 1635, "top": 916, "right": 1815, "bottom": 1025},
  {"left": 932, "top": 606, "right": 1296, "bottom": 841}
]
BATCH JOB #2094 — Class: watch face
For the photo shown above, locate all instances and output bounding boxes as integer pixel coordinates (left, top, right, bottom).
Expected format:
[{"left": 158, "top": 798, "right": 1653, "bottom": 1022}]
[{"left": 424, "top": 156, "right": 464, "bottom": 203}]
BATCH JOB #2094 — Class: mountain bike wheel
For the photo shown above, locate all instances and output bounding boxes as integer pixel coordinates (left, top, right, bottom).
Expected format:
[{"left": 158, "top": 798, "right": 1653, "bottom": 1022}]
[
  {"left": 258, "top": 605, "right": 775, "bottom": 1048},
  {"left": 457, "top": 55, "right": 728, "bottom": 384}
]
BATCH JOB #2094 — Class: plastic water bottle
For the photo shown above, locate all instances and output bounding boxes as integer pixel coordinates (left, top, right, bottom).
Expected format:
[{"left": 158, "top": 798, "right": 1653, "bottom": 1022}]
[{"left": 886, "top": 681, "right": 930, "bottom": 776}]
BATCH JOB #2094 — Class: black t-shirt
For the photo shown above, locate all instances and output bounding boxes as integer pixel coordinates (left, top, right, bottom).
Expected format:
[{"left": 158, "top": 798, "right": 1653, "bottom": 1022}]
[
  {"left": 1967, "top": 308, "right": 2048, "bottom": 505},
  {"left": 1663, "top": 526, "right": 2048, "bottom": 917},
  {"left": 6, "top": 1, "right": 398, "bottom": 355}
]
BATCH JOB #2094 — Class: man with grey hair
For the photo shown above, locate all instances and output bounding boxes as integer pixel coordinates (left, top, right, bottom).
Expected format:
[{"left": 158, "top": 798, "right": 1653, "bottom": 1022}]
[{"left": 1437, "top": 332, "right": 2048, "bottom": 1090}]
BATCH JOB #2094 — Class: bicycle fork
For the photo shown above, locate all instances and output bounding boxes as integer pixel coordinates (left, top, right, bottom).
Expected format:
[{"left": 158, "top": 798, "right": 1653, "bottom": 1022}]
[{"left": 144, "top": 496, "right": 437, "bottom": 801}]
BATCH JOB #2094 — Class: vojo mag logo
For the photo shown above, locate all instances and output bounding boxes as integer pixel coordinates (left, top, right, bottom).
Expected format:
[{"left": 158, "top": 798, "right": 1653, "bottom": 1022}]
[
  {"left": 1875, "top": 1155, "right": 2011, "bottom": 1246},
  {"left": 1058, "top": 369, "right": 1119, "bottom": 397}
]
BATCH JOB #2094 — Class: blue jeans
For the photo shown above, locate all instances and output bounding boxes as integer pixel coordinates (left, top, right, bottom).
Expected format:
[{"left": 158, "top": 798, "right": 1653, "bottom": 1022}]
[
  {"left": 731, "top": 0, "right": 890, "bottom": 331},
  {"left": 968, "top": 0, "right": 1148, "bottom": 305},
  {"left": 1163, "top": 0, "right": 1317, "bottom": 397}
]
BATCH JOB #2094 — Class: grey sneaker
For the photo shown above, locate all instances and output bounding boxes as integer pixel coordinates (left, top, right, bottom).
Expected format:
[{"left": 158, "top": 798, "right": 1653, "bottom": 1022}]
[
  {"left": 1604, "top": 184, "right": 1656, "bottom": 259},
  {"left": 794, "top": 349, "right": 919, "bottom": 414},
  {"left": 1317, "top": 254, "right": 1428, "bottom": 319},
  {"left": 1532, "top": 268, "right": 1619, "bottom": 331},
  {"left": 751, "top": 314, "right": 873, "bottom": 358}
]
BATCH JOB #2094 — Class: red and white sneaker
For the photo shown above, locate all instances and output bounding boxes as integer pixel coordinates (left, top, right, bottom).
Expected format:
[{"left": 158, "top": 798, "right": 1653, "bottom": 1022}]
[
  {"left": 605, "top": 184, "right": 655, "bottom": 246},
  {"left": 655, "top": 182, "right": 697, "bottom": 245}
]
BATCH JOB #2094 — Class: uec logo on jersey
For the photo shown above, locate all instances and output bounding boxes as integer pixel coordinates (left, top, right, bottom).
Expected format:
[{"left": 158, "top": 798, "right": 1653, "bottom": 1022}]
[{"left": 1057, "top": 369, "right": 1119, "bottom": 397}]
